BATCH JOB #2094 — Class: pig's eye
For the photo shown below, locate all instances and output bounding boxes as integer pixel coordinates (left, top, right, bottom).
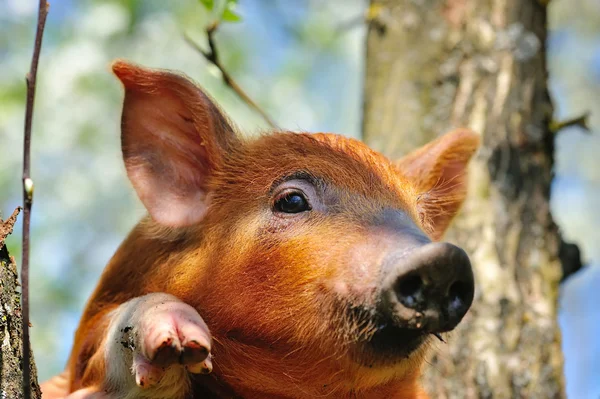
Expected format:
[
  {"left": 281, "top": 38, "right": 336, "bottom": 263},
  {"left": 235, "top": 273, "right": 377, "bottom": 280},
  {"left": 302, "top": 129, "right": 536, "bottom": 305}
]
[{"left": 274, "top": 191, "right": 311, "bottom": 214}]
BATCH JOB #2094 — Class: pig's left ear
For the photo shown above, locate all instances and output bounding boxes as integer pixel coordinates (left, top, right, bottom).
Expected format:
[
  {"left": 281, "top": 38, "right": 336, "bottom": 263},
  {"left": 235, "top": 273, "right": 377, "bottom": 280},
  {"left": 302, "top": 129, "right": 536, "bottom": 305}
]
[
  {"left": 112, "top": 60, "right": 238, "bottom": 227},
  {"left": 395, "top": 129, "right": 480, "bottom": 240}
]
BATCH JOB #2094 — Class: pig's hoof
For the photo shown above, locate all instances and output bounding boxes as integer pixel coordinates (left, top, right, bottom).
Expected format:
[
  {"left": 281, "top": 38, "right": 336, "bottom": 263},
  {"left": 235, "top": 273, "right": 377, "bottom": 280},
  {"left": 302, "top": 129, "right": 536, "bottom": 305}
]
[{"left": 126, "top": 299, "right": 212, "bottom": 389}]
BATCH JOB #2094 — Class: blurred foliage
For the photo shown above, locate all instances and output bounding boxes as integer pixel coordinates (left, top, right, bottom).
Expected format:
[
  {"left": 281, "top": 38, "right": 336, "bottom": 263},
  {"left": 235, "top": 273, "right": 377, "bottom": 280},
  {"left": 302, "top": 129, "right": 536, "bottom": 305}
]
[{"left": 199, "top": 0, "right": 242, "bottom": 22}]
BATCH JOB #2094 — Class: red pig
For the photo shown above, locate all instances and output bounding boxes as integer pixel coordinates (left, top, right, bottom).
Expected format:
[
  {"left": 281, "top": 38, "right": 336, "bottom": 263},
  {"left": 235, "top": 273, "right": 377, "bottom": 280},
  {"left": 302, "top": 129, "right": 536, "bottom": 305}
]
[{"left": 41, "top": 60, "right": 479, "bottom": 399}]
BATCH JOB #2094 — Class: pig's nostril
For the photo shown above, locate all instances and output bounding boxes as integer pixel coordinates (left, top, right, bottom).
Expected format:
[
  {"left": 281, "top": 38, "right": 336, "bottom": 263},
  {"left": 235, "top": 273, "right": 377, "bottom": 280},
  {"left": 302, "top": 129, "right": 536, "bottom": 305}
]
[
  {"left": 396, "top": 274, "right": 424, "bottom": 309},
  {"left": 448, "top": 280, "right": 469, "bottom": 313}
]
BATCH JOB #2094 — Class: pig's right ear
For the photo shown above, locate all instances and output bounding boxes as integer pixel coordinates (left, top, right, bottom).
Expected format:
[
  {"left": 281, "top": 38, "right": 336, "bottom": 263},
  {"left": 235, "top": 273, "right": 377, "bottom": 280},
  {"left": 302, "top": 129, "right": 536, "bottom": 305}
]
[{"left": 112, "top": 60, "right": 238, "bottom": 227}]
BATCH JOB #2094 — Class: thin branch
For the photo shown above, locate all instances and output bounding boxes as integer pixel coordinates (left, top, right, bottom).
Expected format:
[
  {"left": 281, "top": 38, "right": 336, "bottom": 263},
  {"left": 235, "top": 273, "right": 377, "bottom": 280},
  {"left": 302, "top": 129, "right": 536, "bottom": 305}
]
[
  {"left": 185, "top": 22, "right": 278, "bottom": 129},
  {"left": 22, "top": 1, "right": 49, "bottom": 398},
  {"left": 549, "top": 112, "right": 591, "bottom": 134}
]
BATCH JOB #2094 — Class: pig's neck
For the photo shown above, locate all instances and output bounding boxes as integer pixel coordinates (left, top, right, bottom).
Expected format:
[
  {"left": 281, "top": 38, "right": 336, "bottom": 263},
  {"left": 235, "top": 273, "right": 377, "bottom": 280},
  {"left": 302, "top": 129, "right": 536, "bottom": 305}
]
[
  {"left": 197, "top": 368, "right": 429, "bottom": 399},
  {"left": 194, "top": 338, "right": 428, "bottom": 399}
]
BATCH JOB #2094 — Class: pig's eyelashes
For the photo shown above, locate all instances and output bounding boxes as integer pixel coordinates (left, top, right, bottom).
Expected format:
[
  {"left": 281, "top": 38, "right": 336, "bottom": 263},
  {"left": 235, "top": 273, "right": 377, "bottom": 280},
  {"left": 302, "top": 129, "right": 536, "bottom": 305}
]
[{"left": 273, "top": 191, "right": 311, "bottom": 214}]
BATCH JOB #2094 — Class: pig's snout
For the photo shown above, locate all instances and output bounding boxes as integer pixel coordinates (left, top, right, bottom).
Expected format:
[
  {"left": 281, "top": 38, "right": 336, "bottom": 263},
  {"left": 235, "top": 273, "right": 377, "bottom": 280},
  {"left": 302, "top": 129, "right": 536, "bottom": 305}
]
[{"left": 381, "top": 242, "right": 474, "bottom": 333}]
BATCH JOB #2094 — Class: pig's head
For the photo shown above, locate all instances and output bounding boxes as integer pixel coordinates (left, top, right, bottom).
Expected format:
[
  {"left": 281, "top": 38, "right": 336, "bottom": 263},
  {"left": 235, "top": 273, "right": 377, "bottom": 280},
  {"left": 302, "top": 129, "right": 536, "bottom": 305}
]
[{"left": 113, "top": 61, "right": 479, "bottom": 397}]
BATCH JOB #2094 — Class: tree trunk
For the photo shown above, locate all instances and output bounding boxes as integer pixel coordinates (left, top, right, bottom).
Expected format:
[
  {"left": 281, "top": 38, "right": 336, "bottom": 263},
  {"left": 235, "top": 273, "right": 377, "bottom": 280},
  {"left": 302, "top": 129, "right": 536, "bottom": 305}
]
[
  {"left": 363, "top": 1, "right": 566, "bottom": 397},
  {"left": 1, "top": 209, "right": 41, "bottom": 399}
]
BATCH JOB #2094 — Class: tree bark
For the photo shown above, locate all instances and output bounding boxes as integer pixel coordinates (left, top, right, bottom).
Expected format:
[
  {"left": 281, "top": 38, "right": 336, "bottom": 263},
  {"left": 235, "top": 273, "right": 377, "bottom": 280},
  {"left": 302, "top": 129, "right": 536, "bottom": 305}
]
[
  {"left": 1, "top": 209, "right": 41, "bottom": 399},
  {"left": 363, "top": 1, "right": 566, "bottom": 397}
]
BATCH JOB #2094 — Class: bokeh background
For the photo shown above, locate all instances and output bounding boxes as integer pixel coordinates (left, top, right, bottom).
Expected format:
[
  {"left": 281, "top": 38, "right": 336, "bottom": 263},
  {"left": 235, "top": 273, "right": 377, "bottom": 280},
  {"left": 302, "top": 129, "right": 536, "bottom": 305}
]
[{"left": 0, "top": 1, "right": 599, "bottom": 397}]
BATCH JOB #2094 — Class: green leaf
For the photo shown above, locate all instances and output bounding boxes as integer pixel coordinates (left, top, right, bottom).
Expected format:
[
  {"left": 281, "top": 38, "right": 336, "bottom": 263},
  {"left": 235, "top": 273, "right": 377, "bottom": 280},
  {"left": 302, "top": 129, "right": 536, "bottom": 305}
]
[
  {"left": 199, "top": 0, "right": 214, "bottom": 10},
  {"left": 222, "top": 3, "right": 242, "bottom": 22}
]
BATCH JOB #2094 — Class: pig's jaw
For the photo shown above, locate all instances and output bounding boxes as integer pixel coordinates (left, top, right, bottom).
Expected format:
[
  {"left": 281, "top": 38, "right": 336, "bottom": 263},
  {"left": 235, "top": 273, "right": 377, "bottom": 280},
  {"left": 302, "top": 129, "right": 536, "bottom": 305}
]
[
  {"left": 330, "top": 300, "right": 433, "bottom": 367},
  {"left": 355, "top": 322, "right": 430, "bottom": 365},
  {"left": 205, "top": 334, "right": 430, "bottom": 399},
  {"left": 200, "top": 306, "right": 433, "bottom": 399}
]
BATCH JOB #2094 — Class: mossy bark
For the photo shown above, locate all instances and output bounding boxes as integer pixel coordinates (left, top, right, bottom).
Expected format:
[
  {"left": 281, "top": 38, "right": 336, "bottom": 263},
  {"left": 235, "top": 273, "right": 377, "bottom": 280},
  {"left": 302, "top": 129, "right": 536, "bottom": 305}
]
[
  {"left": 1, "top": 210, "right": 41, "bottom": 399},
  {"left": 363, "top": 1, "right": 566, "bottom": 397}
]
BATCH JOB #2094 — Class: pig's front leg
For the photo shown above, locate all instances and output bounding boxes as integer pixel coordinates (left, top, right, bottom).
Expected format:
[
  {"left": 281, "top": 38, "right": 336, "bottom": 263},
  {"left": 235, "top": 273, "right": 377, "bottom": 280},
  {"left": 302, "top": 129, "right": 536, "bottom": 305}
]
[{"left": 68, "top": 293, "right": 212, "bottom": 399}]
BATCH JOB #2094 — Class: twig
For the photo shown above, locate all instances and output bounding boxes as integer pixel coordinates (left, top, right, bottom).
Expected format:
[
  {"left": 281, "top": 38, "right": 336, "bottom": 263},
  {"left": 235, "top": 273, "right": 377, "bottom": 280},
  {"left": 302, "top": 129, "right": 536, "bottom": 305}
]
[
  {"left": 549, "top": 112, "right": 591, "bottom": 134},
  {"left": 185, "top": 23, "right": 278, "bottom": 129},
  {"left": 22, "top": 1, "right": 49, "bottom": 398}
]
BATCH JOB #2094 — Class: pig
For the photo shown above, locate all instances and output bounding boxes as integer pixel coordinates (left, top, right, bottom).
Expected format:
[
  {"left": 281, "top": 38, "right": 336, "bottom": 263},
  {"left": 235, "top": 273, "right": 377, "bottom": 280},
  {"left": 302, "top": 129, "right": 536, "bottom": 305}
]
[{"left": 41, "top": 60, "right": 480, "bottom": 399}]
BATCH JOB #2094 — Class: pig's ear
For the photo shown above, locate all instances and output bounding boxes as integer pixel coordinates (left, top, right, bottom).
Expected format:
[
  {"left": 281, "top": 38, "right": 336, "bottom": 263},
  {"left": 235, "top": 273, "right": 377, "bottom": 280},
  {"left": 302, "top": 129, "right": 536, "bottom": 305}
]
[
  {"left": 112, "top": 60, "right": 238, "bottom": 227},
  {"left": 395, "top": 129, "right": 480, "bottom": 240}
]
